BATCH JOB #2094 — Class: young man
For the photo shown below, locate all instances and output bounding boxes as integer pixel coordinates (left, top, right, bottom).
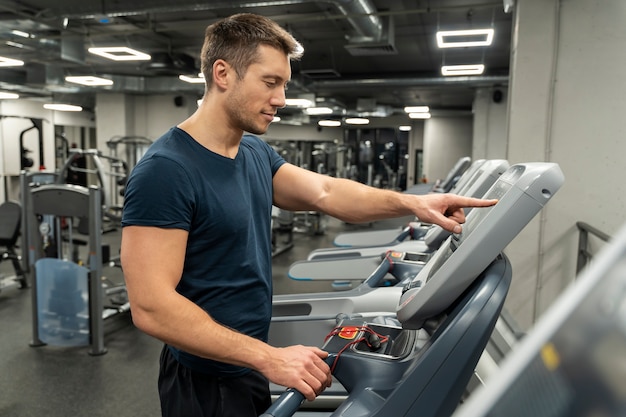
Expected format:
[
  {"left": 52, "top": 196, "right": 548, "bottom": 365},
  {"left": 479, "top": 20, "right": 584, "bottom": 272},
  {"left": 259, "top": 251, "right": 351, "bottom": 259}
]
[{"left": 120, "top": 13, "right": 497, "bottom": 417}]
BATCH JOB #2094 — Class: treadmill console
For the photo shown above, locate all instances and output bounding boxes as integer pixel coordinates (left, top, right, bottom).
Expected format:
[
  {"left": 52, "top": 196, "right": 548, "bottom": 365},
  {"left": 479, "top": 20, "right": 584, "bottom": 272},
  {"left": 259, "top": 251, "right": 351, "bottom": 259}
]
[{"left": 397, "top": 163, "right": 565, "bottom": 329}]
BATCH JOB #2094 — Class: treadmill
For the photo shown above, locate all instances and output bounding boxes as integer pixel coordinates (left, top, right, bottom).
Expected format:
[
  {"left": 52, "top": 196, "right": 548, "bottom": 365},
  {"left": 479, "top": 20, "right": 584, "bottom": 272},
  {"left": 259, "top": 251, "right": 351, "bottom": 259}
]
[
  {"left": 264, "top": 162, "right": 564, "bottom": 417},
  {"left": 452, "top": 222, "right": 626, "bottom": 417},
  {"left": 297, "top": 159, "right": 510, "bottom": 270}
]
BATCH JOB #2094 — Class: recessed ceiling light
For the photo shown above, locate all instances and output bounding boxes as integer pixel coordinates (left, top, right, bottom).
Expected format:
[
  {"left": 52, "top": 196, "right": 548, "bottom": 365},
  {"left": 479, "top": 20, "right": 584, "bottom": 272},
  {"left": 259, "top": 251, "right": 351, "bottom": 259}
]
[
  {"left": 409, "top": 112, "right": 431, "bottom": 119},
  {"left": 345, "top": 117, "right": 370, "bottom": 125},
  {"left": 0, "top": 92, "right": 19, "bottom": 99},
  {"left": 179, "top": 73, "right": 205, "bottom": 84},
  {"left": 11, "top": 30, "right": 32, "bottom": 38},
  {"left": 318, "top": 120, "right": 341, "bottom": 127},
  {"left": 43, "top": 103, "right": 83, "bottom": 112},
  {"left": 441, "top": 64, "right": 485, "bottom": 76},
  {"left": 404, "top": 106, "right": 429, "bottom": 113},
  {"left": 0, "top": 56, "right": 24, "bottom": 66},
  {"left": 65, "top": 76, "right": 113, "bottom": 86},
  {"left": 88, "top": 46, "right": 151, "bottom": 61},
  {"left": 285, "top": 98, "right": 315, "bottom": 108},
  {"left": 305, "top": 107, "right": 333, "bottom": 115},
  {"left": 399, "top": 125, "right": 412, "bottom": 131},
  {"left": 436, "top": 29, "right": 494, "bottom": 48}
]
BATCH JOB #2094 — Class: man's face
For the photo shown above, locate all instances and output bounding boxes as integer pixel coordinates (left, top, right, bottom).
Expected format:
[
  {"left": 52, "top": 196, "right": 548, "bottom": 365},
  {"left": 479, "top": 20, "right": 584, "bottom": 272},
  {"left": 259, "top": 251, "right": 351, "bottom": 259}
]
[{"left": 226, "top": 45, "right": 291, "bottom": 135}]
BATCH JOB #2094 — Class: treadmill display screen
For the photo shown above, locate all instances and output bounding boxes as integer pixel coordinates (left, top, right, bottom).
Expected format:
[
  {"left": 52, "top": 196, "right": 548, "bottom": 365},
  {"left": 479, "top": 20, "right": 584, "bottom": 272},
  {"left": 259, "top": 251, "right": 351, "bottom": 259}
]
[{"left": 426, "top": 179, "right": 515, "bottom": 281}]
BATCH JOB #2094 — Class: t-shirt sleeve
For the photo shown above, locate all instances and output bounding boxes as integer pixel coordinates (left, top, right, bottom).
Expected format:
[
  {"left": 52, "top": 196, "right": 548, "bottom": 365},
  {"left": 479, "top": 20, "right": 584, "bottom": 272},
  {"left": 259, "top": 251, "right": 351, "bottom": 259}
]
[
  {"left": 244, "top": 133, "right": 286, "bottom": 175},
  {"left": 121, "top": 155, "right": 195, "bottom": 231}
]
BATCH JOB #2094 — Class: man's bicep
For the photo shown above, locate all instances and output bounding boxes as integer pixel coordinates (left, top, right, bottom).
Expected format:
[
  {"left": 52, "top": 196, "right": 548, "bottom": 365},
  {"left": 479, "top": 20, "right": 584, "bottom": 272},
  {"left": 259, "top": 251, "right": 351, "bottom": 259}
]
[
  {"left": 273, "top": 163, "right": 328, "bottom": 210},
  {"left": 120, "top": 226, "right": 188, "bottom": 293}
]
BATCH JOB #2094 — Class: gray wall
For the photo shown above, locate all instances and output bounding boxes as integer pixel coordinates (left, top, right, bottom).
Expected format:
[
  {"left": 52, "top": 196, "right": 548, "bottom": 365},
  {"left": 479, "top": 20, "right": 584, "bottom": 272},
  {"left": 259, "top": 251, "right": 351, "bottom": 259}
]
[{"left": 501, "top": 0, "right": 626, "bottom": 328}]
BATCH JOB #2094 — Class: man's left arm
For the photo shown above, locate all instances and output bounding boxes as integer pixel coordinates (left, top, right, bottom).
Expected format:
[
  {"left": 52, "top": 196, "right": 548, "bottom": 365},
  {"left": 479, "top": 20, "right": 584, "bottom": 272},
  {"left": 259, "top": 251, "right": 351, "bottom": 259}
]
[{"left": 272, "top": 163, "right": 497, "bottom": 233}]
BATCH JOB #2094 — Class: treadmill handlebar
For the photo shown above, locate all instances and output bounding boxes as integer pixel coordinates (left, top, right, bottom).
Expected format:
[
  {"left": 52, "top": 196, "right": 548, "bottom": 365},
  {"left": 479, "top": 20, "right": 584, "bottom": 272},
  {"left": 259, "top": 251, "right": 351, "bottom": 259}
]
[{"left": 259, "top": 354, "right": 337, "bottom": 417}]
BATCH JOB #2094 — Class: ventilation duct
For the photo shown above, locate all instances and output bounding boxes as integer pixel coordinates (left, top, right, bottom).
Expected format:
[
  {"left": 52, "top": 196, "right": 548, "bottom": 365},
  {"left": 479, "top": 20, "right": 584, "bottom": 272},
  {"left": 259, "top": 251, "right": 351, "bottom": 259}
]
[
  {"left": 141, "top": 52, "right": 197, "bottom": 76},
  {"left": 344, "top": 16, "right": 396, "bottom": 56}
]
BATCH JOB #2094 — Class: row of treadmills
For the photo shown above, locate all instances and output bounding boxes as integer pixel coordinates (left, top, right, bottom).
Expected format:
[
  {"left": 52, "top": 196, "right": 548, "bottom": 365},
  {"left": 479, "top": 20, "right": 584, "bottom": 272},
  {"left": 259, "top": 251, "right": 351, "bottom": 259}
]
[{"left": 261, "top": 158, "right": 568, "bottom": 417}]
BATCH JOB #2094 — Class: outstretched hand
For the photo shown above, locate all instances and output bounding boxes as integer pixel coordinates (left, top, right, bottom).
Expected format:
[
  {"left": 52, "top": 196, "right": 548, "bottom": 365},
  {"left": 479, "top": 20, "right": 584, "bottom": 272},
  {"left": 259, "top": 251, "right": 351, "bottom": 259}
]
[{"left": 415, "top": 194, "right": 498, "bottom": 233}]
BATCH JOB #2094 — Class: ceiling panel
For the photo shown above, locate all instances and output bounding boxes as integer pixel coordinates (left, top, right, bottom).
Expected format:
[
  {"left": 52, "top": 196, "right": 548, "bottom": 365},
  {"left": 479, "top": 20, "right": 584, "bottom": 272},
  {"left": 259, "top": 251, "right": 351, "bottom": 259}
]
[{"left": 0, "top": 0, "right": 513, "bottom": 121}]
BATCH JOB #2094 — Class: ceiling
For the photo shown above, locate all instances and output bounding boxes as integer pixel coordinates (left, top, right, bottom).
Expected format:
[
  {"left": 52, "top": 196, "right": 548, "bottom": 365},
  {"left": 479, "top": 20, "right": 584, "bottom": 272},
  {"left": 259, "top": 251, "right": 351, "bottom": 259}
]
[{"left": 0, "top": 0, "right": 513, "bottom": 123}]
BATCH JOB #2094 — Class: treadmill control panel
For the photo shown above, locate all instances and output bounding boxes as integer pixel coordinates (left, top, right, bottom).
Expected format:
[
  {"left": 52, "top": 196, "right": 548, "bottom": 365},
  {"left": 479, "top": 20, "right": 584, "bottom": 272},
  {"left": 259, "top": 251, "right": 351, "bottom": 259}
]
[{"left": 397, "top": 163, "right": 564, "bottom": 329}]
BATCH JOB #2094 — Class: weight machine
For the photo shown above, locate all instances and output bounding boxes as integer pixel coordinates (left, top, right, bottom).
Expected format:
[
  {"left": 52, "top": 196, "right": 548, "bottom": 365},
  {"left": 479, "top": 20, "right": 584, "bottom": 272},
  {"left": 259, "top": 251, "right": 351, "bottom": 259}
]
[{"left": 25, "top": 181, "right": 129, "bottom": 355}]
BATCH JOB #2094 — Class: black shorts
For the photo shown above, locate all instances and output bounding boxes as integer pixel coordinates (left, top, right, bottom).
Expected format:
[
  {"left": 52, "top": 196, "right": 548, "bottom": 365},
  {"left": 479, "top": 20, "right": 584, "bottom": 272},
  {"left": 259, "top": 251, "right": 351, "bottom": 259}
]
[{"left": 158, "top": 345, "right": 271, "bottom": 417}]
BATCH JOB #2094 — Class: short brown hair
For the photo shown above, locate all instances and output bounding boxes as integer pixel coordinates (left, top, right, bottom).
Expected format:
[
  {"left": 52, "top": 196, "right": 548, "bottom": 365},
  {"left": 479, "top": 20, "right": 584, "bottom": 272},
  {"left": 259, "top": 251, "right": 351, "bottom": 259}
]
[{"left": 200, "top": 13, "right": 303, "bottom": 90}]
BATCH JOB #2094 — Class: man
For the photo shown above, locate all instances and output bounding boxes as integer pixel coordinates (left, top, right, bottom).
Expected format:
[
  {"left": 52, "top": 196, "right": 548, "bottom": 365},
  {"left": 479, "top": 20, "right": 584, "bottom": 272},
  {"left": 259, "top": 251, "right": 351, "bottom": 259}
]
[{"left": 120, "top": 13, "right": 497, "bottom": 417}]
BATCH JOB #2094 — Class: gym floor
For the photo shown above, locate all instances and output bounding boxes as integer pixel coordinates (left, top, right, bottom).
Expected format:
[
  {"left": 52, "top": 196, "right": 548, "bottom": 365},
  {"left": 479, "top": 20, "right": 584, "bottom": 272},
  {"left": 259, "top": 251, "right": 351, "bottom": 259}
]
[{"left": 0, "top": 214, "right": 410, "bottom": 417}]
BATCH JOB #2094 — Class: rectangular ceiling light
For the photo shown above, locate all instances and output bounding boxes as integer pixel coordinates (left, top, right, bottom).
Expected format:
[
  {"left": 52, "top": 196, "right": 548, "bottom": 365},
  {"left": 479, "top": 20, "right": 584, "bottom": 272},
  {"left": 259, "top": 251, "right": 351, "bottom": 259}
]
[
  {"left": 0, "top": 56, "right": 24, "bottom": 66},
  {"left": 441, "top": 64, "right": 485, "bottom": 76},
  {"left": 179, "top": 73, "right": 205, "bottom": 84},
  {"left": 305, "top": 107, "right": 333, "bottom": 115},
  {"left": 436, "top": 29, "right": 494, "bottom": 48},
  {"left": 345, "top": 117, "right": 370, "bottom": 125},
  {"left": 409, "top": 112, "right": 431, "bottom": 119},
  {"left": 88, "top": 46, "right": 151, "bottom": 61},
  {"left": 404, "top": 106, "right": 429, "bottom": 113},
  {"left": 318, "top": 120, "right": 341, "bottom": 127},
  {"left": 285, "top": 98, "right": 315, "bottom": 108},
  {"left": 11, "top": 30, "right": 32, "bottom": 38},
  {"left": 65, "top": 76, "right": 113, "bottom": 86},
  {"left": 43, "top": 103, "right": 83, "bottom": 112},
  {"left": 0, "top": 92, "right": 19, "bottom": 99}
]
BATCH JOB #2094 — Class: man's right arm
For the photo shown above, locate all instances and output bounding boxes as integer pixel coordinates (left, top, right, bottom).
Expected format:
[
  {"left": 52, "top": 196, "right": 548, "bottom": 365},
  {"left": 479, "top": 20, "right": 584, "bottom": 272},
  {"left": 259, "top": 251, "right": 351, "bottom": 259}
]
[{"left": 120, "top": 225, "right": 331, "bottom": 400}]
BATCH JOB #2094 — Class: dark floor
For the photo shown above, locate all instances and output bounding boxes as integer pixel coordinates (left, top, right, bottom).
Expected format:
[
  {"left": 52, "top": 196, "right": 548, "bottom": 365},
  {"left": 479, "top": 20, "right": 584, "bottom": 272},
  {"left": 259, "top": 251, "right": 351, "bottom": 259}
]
[{"left": 0, "top": 214, "right": 410, "bottom": 417}]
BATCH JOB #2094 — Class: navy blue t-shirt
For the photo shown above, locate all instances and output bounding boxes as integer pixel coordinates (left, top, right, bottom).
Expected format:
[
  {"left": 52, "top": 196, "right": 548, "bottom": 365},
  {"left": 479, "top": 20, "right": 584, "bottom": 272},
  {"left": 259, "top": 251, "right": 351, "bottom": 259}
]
[{"left": 122, "top": 127, "right": 286, "bottom": 376}]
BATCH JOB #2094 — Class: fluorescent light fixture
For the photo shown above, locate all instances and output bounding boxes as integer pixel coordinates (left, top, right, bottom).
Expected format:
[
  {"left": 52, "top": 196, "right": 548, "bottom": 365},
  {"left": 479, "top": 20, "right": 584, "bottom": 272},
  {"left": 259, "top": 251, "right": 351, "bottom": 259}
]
[
  {"left": 285, "top": 98, "right": 315, "bottom": 108},
  {"left": 399, "top": 125, "right": 411, "bottom": 131},
  {"left": 0, "top": 92, "right": 19, "bottom": 99},
  {"left": 179, "top": 73, "right": 205, "bottom": 84},
  {"left": 11, "top": 30, "right": 31, "bottom": 38},
  {"left": 272, "top": 116, "right": 281, "bottom": 122},
  {"left": 5, "top": 41, "right": 24, "bottom": 48},
  {"left": 0, "top": 56, "right": 24, "bottom": 66},
  {"left": 65, "top": 76, "right": 113, "bottom": 86},
  {"left": 318, "top": 120, "right": 341, "bottom": 127},
  {"left": 441, "top": 64, "right": 485, "bottom": 76},
  {"left": 409, "top": 112, "right": 431, "bottom": 119},
  {"left": 88, "top": 46, "right": 151, "bottom": 61},
  {"left": 436, "top": 29, "right": 494, "bottom": 48},
  {"left": 404, "top": 106, "right": 429, "bottom": 113},
  {"left": 305, "top": 107, "right": 333, "bottom": 115},
  {"left": 345, "top": 117, "right": 370, "bottom": 125},
  {"left": 43, "top": 103, "right": 83, "bottom": 112}
]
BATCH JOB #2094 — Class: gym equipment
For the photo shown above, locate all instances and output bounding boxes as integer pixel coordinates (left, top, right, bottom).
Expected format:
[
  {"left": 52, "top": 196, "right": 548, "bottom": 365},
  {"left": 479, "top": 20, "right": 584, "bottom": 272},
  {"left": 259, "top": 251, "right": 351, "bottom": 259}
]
[
  {"left": 328, "top": 159, "right": 507, "bottom": 251},
  {"left": 272, "top": 206, "right": 295, "bottom": 257},
  {"left": 454, "top": 222, "right": 626, "bottom": 417},
  {"left": 0, "top": 200, "right": 27, "bottom": 292},
  {"left": 298, "top": 159, "right": 510, "bottom": 272},
  {"left": 26, "top": 182, "right": 129, "bottom": 355},
  {"left": 430, "top": 155, "right": 471, "bottom": 193},
  {"left": 405, "top": 155, "right": 472, "bottom": 195},
  {"left": 331, "top": 159, "right": 489, "bottom": 249},
  {"left": 57, "top": 148, "right": 129, "bottom": 224},
  {"left": 265, "top": 162, "right": 564, "bottom": 417},
  {"left": 105, "top": 135, "right": 153, "bottom": 210},
  {"left": 19, "top": 171, "right": 58, "bottom": 275}
]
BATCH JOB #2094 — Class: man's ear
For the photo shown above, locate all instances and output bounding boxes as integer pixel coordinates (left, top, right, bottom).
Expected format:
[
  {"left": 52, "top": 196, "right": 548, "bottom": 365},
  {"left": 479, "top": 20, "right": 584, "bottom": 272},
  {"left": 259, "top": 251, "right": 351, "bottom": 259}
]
[{"left": 212, "top": 59, "right": 230, "bottom": 90}]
